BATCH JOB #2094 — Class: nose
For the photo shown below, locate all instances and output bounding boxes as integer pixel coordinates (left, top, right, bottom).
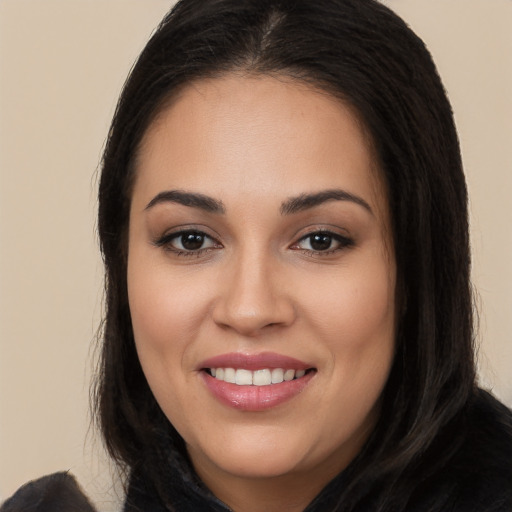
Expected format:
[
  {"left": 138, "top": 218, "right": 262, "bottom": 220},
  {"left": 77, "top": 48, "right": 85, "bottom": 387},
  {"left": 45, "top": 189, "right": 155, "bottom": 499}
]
[{"left": 212, "top": 249, "right": 296, "bottom": 336}]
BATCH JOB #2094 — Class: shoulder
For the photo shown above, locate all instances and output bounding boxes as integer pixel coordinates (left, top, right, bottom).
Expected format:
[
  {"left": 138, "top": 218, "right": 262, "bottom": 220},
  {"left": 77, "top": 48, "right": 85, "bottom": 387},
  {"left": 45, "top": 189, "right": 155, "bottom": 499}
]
[
  {"left": 461, "top": 389, "right": 512, "bottom": 481},
  {"left": 453, "top": 388, "right": 512, "bottom": 510},
  {"left": 410, "top": 388, "right": 512, "bottom": 512},
  {"left": 0, "top": 472, "right": 97, "bottom": 512},
  {"left": 466, "top": 388, "right": 512, "bottom": 455}
]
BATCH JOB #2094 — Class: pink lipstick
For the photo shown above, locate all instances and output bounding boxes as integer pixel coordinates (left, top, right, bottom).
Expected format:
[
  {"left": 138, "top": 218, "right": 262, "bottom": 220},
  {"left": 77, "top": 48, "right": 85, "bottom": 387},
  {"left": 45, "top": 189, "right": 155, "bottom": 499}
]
[{"left": 199, "top": 352, "right": 316, "bottom": 411}]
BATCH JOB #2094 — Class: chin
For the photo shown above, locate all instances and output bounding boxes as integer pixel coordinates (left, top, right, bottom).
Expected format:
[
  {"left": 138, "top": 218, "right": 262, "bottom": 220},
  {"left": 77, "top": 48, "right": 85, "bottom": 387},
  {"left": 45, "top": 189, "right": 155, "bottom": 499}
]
[
  {"left": 188, "top": 434, "right": 306, "bottom": 478},
  {"left": 187, "top": 427, "right": 326, "bottom": 481},
  {"left": 211, "top": 449, "right": 308, "bottom": 479}
]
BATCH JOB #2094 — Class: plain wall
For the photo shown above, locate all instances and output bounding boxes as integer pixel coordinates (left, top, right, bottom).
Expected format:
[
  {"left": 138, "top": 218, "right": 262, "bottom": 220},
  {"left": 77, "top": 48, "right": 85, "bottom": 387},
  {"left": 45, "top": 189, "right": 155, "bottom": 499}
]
[{"left": 0, "top": 1, "right": 510, "bottom": 510}]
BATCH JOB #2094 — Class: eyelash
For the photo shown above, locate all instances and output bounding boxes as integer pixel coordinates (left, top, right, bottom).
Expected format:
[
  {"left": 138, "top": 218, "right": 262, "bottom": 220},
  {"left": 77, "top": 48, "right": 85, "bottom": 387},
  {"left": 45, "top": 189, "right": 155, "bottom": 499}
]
[
  {"left": 291, "top": 230, "right": 354, "bottom": 256},
  {"left": 154, "top": 229, "right": 354, "bottom": 258},
  {"left": 154, "top": 230, "right": 221, "bottom": 257}
]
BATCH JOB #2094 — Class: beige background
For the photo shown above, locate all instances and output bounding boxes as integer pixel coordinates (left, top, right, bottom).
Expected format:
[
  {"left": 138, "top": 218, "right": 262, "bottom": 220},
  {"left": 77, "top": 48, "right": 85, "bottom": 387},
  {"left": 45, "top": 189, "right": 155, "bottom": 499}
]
[{"left": 0, "top": 0, "right": 511, "bottom": 510}]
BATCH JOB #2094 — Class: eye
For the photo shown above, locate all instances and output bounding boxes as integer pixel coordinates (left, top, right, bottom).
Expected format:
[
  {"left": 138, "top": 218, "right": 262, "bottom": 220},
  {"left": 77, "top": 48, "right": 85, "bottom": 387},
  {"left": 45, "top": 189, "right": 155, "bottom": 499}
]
[
  {"left": 155, "top": 229, "right": 220, "bottom": 255},
  {"left": 291, "top": 230, "right": 353, "bottom": 254}
]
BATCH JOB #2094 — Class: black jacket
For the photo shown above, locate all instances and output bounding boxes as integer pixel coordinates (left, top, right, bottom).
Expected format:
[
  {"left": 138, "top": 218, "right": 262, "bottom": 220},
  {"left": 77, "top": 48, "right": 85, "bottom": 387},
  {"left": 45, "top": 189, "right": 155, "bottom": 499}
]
[{"left": 3, "top": 389, "right": 512, "bottom": 512}]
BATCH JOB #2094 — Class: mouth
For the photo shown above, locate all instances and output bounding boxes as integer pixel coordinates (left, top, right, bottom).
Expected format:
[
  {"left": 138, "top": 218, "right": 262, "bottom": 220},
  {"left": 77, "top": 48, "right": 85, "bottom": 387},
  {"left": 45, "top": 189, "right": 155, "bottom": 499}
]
[
  {"left": 199, "top": 352, "right": 317, "bottom": 411},
  {"left": 203, "top": 367, "right": 315, "bottom": 386}
]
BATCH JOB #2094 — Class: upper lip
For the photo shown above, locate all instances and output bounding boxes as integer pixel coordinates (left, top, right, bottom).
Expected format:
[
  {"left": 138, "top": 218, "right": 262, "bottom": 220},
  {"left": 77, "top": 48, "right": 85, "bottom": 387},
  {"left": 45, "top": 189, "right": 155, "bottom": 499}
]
[{"left": 199, "top": 352, "right": 314, "bottom": 371}]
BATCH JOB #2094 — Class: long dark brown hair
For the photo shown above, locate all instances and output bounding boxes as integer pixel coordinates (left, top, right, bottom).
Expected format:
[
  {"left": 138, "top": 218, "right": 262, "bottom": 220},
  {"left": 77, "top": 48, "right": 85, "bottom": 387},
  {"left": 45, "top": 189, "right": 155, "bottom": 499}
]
[{"left": 94, "top": 0, "right": 476, "bottom": 510}]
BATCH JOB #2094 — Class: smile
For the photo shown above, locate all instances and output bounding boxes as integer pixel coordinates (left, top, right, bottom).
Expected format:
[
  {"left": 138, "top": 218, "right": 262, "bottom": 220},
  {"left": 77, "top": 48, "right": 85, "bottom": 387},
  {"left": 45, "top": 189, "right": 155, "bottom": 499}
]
[
  {"left": 207, "top": 367, "right": 309, "bottom": 385},
  {"left": 199, "top": 353, "right": 317, "bottom": 411}
]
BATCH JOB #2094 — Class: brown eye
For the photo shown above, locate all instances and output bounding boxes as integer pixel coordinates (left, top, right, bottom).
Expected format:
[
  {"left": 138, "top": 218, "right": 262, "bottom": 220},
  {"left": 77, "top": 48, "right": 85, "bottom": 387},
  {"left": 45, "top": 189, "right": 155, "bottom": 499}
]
[
  {"left": 180, "top": 232, "right": 206, "bottom": 250},
  {"left": 155, "top": 229, "right": 219, "bottom": 254},
  {"left": 310, "top": 233, "right": 333, "bottom": 251},
  {"left": 292, "top": 230, "right": 354, "bottom": 254}
]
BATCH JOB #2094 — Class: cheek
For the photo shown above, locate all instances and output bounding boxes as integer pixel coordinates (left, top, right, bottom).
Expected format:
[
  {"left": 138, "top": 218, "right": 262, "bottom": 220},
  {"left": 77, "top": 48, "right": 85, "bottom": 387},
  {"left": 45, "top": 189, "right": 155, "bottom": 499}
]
[
  {"left": 127, "top": 260, "right": 210, "bottom": 422},
  {"left": 126, "top": 249, "right": 212, "bottom": 380},
  {"left": 298, "top": 256, "right": 396, "bottom": 347},
  {"left": 297, "top": 254, "right": 396, "bottom": 404},
  {"left": 297, "top": 261, "right": 395, "bottom": 438},
  {"left": 128, "top": 249, "right": 208, "bottom": 332}
]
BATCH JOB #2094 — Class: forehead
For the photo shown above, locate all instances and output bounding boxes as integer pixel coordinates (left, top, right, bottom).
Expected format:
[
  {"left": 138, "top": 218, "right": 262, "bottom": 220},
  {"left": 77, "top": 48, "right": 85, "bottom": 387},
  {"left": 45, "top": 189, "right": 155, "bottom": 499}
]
[{"left": 134, "top": 74, "right": 387, "bottom": 216}]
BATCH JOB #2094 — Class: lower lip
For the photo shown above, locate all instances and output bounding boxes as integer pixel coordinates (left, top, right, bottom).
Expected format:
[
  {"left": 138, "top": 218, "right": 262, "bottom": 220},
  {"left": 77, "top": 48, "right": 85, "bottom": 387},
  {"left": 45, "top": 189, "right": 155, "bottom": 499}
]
[{"left": 201, "top": 371, "right": 315, "bottom": 411}]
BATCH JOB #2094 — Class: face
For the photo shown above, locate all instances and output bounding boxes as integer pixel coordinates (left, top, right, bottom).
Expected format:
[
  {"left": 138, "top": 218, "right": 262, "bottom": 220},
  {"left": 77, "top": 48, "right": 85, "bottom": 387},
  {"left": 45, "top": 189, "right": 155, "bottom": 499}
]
[{"left": 127, "top": 75, "right": 396, "bottom": 493}]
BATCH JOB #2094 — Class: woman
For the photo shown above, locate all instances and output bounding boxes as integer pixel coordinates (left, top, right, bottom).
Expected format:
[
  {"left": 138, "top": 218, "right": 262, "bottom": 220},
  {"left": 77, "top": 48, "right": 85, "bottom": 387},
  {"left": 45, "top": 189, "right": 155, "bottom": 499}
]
[
  {"left": 95, "top": 0, "right": 512, "bottom": 510},
  {"left": 2, "top": 0, "right": 511, "bottom": 511}
]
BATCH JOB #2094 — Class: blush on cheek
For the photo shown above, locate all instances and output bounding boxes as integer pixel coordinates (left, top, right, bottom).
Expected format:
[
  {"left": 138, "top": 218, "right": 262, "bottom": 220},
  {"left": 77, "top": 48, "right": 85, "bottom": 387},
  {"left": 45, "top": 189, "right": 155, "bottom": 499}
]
[{"left": 304, "top": 272, "right": 394, "bottom": 338}]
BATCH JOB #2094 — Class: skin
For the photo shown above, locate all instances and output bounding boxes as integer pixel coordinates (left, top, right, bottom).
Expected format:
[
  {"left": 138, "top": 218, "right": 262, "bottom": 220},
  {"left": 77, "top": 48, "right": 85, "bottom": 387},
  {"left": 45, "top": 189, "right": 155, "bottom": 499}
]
[{"left": 127, "top": 75, "right": 397, "bottom": 512}]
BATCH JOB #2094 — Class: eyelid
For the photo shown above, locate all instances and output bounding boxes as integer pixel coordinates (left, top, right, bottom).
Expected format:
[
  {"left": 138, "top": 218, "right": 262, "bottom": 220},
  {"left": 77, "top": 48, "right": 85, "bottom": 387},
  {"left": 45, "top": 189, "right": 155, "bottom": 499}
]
[
  {"left": 290, "top": 224, "right": 352, "bottom": 243},
  {"left": 153, "top": 226, "right": 223, "bottom": 255},
  {"left": 152, "top": 224, "right": 353, "bottom": 257},
  {"left": 289, "top": 227, "right": 354, "bottom": 255},
  {"left": 154, "top": 224, "right": 219, "bottom": 243}
]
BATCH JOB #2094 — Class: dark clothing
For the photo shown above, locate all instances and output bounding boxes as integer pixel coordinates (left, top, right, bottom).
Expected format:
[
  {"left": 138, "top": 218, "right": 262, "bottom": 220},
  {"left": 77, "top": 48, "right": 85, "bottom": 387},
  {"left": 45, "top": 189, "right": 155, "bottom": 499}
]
[
  {"left": 0, "top": 472, "right": 96, "bottom": 512},
  {"left": 3, "top": 389, "right": 512, "bottom": 512}
]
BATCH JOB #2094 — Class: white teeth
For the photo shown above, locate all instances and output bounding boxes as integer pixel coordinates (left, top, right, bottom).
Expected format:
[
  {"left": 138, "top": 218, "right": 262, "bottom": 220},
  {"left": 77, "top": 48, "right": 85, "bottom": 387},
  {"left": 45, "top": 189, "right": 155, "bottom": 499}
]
[
  {"left": 284, "top": 369, "right": 295, "bottom": 381},
  {"left": 209, "top": 367, "right": 309, "bottom": 385},
  {"left": 224, "top": 368, "right": 236, "bottom": 383},
  {"left": 271, "top": 368, "right": 284, "bottom": 384},
  {"left": 253, "top": 369, "right": 271, "bottom": 386},
  {"left": 235, "top": 369, "right": 253, "bottom": 385}
]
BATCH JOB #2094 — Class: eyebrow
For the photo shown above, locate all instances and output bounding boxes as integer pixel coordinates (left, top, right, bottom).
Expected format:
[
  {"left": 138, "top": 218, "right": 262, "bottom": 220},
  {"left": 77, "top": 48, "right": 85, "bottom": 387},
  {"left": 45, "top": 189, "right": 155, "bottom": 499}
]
[
  {"left": 144, "top": 188, "right": 372, "bottom": 216},
  {"left": 145, "top": 190, "right": 226, "bottom": 214},
  {"left": 280, "top": 189, "right": 373, "bottom": 216}
]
